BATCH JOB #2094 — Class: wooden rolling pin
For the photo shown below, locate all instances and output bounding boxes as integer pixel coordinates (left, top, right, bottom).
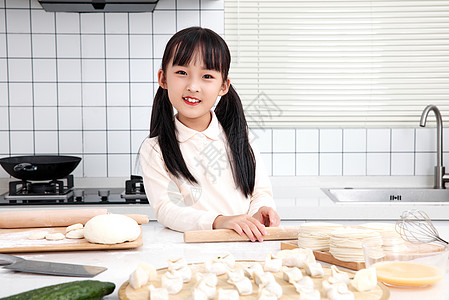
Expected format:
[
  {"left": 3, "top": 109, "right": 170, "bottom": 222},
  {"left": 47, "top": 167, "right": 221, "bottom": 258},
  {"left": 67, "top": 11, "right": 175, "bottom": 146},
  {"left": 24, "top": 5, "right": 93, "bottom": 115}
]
[
  {"left": 184, "top": 226, "right": 301, "bottom": 243},
  {"left": 0, "top": 209, "right": 149, "bottom": 228}
]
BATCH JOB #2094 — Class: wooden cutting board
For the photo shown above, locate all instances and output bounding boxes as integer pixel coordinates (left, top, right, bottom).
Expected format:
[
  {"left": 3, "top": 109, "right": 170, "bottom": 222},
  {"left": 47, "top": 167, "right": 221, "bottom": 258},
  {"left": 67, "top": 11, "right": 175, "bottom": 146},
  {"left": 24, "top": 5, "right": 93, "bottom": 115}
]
[
  {"left": 0, "top": 226, "right": 143, "bottom": 253},
  {"left": 281, "top": 241, "right": 365, "bottom": 271},
  {"left": 118, "top": 261, "right": 389, "bottom": 300}
]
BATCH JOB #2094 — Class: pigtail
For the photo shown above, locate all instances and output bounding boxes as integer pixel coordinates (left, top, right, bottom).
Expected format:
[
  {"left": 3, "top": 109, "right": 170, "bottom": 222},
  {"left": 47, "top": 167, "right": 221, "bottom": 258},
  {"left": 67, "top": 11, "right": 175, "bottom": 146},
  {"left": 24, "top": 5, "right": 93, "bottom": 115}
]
[
  {"left": 215, "top": 84, "right": 256, "bottom": 197},
  {"left": 150, "top": 86, "right": 197, "bottom": 183}
]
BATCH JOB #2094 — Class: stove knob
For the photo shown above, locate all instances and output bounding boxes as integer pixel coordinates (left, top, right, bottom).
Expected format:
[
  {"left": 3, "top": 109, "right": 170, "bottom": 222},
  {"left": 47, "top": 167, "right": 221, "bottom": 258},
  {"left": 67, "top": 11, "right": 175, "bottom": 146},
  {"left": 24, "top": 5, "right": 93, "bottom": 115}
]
[
  {"left": 98, "top": 189, "right": 110, "bottom": 202},
  {"left": 74, "top": 190, "right": 85, "bottom": 202}
]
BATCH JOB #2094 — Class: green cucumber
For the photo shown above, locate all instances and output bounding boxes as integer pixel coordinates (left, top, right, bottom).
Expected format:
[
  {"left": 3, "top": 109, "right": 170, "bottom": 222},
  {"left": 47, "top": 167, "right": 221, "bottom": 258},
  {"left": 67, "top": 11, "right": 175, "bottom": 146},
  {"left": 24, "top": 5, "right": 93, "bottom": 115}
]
[{"left": 0, "top": 280, "right": 115, "bottom": 300}]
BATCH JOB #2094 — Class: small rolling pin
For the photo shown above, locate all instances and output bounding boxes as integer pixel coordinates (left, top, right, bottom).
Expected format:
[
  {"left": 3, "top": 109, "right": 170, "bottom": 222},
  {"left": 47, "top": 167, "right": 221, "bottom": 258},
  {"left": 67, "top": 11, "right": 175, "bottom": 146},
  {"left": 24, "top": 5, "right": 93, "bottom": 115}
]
[
  {"left": 0, "top": 209, "right": 149, "bottom": 228},
  {"left": 184, "top": 226, "right": 301, "bottom": 243}
]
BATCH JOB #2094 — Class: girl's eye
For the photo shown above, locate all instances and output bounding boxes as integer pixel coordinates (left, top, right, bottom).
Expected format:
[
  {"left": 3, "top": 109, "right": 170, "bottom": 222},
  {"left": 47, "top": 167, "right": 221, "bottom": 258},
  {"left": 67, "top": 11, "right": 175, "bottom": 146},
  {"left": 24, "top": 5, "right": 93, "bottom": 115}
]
[
  {"left": 176, "top": 70, "right": 187, "bottom": 75},
  {"left": 203, "top": 74, "right": 214, "bottom": 79}
]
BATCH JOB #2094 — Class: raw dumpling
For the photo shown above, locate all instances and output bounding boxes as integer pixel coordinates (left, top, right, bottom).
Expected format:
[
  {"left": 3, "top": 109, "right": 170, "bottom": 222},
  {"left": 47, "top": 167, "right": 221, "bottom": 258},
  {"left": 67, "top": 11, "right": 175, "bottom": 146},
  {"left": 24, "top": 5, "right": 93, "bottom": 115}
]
[
  {"left": 257, "top": 288, "right": 278, "bottom": 300},
  {"left": 328, "top": 265, "right": 350, "bottom": 285},
  {"left": 27, "top": 230, "right": 49, "bottom": 240},
  {"left": 148, "top": 285, "right": 169, "bottom": 300},
  {"left": 264, "top": 255, "right": 282, "bottom": 273},
  {"left": 299, "top": 289, "right": 320, "bottom": 300},
  {"left": 275, "top": 248, "right": 316, "bottom": 268},
  {"left": 304, "top": 261, "right": 324, "bottom": 278},
  {"left": 281, "top": 266, "right": 303, "bottom": 284},
  {"left": 45, "top": 232, "right": 65, "bottom": 240},
  {"left": 258, "top": 280, "right": 282, "bottom": 299},
  {"left": 322, "top": 280, "right": 347, "bottom": 293},
  {"left": 217, "top": 288, "right": 239, "bottom": 300},
  {"left": 161, "top": 271, "right": 183, "bottom": 294},
  {"left": 244, "top": 262, "right": 264, "bottom": 279},
  {"left": 227, "top": 269, "right": 253, "bottom": 296},
  {"left": 196, "top": 273, "right": 218, "bottom": 287},
  {"left": 254, "top": 272, "right": 276, "bottom": 286},
  {"left": 292, "top": 276, "right": 314, "bottom": 294},
  {"left": 204, "top": 254, "right": 235, "bottom": 276},
  {"left": 128, "top": 261, "right": 158, "bottom": 289},
  {"left": 168, "top": 257, "right": 191, "bottom": 283},
  {"left": 65, "top": 228, "right": 84, "bottom": 239},
  {"left": 219, "top": 253, "right": 236, "bottom": 268},
  {"left": 193, "top": 288, "right": 209, "bottom": 300},
  {"left": 194, "top": 278, "right": 217, "bottom": 299},
  {"left": 137, "top": 262, "right": 158, "bottom": 281},
  {"left": 65, "top": 223, "right": 83, "bottom": 233},
  {"left": 327, "top": 283, "right": 355, "bottom": 300},
  {"left": 351, "top": 267, "right": 377, "bottom": 292},
  {"left": 129, "top": 266, "right": 149, "bottom": 289}
]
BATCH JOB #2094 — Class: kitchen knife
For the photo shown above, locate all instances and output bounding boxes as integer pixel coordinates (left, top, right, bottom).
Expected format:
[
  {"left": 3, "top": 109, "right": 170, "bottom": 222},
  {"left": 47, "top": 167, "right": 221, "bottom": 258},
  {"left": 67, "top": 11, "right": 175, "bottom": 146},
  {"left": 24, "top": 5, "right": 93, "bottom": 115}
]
[{"left": 0, "top": 254, "right": 107, "bottom": 277}]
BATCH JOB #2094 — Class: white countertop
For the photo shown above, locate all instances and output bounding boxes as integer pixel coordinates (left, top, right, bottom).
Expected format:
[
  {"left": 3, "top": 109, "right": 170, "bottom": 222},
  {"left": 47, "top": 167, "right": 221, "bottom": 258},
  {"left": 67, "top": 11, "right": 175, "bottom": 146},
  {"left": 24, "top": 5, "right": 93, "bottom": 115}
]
[{"left": 1, "top": 220, "right": 449, "bottom": 299}]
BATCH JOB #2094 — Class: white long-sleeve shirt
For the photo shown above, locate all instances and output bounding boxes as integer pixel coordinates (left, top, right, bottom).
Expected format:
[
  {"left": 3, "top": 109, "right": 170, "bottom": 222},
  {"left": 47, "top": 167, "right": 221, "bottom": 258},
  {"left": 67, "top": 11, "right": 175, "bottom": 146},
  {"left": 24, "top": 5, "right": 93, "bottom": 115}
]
[{"left": 139, "top": 111, "right": 275, "bottom": 232}]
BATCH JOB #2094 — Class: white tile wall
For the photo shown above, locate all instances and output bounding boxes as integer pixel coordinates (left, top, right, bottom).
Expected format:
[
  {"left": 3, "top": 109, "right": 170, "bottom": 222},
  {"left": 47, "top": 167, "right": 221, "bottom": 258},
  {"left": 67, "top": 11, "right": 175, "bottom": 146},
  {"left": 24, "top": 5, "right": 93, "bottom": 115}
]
[{"left": 0, "top": 1, "right": 447, "bottom": 179}]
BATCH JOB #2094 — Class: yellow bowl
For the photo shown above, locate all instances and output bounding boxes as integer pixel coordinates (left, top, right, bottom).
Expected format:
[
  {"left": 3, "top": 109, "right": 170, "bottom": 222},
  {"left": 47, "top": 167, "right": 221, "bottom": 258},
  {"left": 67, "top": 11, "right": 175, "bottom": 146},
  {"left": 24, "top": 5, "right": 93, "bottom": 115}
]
[{"left": 363, "top": 239, "right": 449, "bottom": 288}]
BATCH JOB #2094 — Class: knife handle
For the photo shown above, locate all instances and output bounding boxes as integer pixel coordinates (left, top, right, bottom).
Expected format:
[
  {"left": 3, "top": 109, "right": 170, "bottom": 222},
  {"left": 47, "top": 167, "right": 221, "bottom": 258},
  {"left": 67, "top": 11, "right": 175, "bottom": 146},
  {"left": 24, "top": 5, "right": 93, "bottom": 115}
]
[{"left": 0, "top": 253, "right": 23, "bottom": 265}]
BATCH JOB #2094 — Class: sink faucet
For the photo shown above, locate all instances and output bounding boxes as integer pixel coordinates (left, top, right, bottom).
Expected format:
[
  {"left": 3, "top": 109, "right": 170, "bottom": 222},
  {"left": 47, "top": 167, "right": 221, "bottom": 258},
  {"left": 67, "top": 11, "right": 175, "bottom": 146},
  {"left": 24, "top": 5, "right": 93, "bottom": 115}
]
[{"left": 420, "top": 105, "right": 449, "bottom": 189}]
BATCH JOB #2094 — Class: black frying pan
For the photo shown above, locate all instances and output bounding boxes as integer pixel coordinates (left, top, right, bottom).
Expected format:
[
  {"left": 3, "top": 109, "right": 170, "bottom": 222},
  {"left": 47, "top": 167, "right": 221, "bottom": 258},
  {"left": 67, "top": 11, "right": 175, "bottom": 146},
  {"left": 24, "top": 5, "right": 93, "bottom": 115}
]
[{"left": 0, "top": 155, "right": 81, "bottom": 181}]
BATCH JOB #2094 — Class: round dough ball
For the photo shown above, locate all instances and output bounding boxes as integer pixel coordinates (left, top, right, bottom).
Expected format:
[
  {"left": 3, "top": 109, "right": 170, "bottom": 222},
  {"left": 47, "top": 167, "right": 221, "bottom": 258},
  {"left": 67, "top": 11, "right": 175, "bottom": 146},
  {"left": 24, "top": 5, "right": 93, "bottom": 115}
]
[{"left": 84, "top": 214, "right": 141, "bottom": 244}]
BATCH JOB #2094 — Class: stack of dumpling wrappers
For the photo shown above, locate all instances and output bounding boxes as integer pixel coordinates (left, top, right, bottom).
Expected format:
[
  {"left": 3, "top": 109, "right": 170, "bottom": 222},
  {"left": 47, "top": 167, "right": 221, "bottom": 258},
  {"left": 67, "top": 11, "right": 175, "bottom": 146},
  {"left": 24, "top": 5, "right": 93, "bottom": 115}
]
[
  {"left": 297, "top": 222, "right": 343, "bottom": 251},
  {"left": 298, "top": 222, "right": 402, "bottom": 262}
]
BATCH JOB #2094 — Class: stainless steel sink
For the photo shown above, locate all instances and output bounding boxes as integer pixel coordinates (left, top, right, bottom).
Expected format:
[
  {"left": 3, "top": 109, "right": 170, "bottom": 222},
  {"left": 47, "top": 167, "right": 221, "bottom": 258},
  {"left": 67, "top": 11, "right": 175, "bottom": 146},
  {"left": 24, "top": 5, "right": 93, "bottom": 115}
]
[{"left": 322, "top": 188, "right": 449, "bottom": 202}]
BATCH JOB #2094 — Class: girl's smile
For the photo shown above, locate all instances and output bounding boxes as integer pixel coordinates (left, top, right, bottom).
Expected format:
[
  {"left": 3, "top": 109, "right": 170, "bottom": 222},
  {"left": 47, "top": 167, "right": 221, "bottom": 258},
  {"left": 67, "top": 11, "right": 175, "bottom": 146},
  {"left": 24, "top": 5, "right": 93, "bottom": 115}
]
[{"left": 183, "top": 96, "right": 201, "bottom": 106}]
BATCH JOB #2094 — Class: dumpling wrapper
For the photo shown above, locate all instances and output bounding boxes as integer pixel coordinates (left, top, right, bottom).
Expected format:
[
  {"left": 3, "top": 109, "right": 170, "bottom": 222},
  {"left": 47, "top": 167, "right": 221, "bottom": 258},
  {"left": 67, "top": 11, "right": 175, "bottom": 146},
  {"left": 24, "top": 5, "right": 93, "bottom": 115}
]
[
  {"left": 27, "top": 230, "right": 49, "bottom": 240},
  {"left": 45, "top": 232, "right": 65, "bottom": 240},
  {"left": 65, "top": 228, "right": 84, "bottom": 239},
  {"left": 65, "top": 223, "right": 83, "bottom": 233}
]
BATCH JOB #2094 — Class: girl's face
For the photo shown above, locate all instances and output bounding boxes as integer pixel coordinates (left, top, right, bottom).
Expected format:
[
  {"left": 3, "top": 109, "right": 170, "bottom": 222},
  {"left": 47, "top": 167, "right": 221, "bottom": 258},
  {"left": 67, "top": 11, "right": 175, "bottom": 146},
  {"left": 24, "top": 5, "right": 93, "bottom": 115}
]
[{"left": 158, "top": 54, "right": 230, "bottom": 131}]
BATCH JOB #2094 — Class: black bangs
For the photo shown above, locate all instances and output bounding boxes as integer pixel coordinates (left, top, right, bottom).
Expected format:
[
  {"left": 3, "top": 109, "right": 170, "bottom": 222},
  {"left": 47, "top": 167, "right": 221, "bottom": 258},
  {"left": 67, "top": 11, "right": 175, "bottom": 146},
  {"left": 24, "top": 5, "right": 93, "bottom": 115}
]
[{"left": 162, "top": 27, "right": 230, "bottom": 80}]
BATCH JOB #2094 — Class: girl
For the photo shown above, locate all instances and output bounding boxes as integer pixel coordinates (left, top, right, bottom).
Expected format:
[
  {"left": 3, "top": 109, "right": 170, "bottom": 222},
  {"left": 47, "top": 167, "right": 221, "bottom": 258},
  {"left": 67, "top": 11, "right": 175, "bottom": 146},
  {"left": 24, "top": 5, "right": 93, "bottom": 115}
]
[{"left": 140, "top": 27, "right": 280, "bottom": 242}]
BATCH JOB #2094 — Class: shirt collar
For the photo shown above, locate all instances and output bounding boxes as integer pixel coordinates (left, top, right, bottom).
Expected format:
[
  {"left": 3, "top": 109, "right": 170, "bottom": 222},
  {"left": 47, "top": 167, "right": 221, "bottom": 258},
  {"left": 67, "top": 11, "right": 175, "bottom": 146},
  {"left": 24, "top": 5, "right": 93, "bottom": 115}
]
[{"left": 175, "top": 111, "right": 221, "bottom": 143}]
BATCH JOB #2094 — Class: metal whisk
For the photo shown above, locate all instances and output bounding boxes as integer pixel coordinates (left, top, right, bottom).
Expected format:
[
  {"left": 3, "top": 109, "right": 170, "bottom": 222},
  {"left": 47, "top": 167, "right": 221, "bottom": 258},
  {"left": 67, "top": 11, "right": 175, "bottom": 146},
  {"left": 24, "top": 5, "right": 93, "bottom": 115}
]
[{"left": 395, "top": 209, "right": 448, "bottom": 245}]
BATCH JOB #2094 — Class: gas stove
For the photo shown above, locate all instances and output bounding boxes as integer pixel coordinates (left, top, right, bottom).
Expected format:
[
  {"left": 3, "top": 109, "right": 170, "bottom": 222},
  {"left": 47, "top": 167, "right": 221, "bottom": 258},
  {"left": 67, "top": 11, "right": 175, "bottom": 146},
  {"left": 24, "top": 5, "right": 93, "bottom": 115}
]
[{"left": 0, "top": 175, "right": 148, "bottom": 206}]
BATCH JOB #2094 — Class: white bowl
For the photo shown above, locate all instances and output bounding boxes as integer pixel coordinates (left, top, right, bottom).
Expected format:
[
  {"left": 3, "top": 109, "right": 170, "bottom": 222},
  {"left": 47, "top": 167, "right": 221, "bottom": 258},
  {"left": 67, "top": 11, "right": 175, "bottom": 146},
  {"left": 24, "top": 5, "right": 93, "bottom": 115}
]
[{"left": 363, "top": 238, "right": 449, "bottom": 287}]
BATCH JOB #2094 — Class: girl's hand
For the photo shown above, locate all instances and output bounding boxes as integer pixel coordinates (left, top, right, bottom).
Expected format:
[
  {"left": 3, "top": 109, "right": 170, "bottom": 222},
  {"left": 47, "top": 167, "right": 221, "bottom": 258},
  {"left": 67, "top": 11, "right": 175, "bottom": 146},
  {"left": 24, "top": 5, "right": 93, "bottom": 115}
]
[
  {"left": 212, "top": 214, "right": 267, "bottom": 242},
  {"left": 252, "top": 206, "right": 280, "bottom": 227}
]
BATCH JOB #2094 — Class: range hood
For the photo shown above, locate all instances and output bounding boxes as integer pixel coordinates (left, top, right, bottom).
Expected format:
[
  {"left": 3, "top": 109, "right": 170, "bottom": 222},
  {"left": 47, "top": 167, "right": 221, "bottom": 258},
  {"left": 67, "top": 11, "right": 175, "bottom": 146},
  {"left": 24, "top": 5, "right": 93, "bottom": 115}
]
[{"left": 38, "top": 0, "right": 159, "bottom": 12}]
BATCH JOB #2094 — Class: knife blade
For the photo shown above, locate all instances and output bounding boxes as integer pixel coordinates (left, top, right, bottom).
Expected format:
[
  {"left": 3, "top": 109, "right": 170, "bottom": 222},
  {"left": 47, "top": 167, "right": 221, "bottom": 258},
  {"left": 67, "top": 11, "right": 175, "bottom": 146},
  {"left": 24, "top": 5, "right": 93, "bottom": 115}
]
[{"left": 0, "top": 254, "right": 107, "bottom": 277}]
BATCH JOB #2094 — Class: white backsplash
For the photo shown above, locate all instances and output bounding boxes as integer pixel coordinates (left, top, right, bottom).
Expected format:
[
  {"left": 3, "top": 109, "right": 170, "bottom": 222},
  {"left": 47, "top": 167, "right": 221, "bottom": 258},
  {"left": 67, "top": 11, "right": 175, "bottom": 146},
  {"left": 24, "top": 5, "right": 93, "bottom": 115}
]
[{"left": 0, "top": 0, "right": 447, "bottom": 183}]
